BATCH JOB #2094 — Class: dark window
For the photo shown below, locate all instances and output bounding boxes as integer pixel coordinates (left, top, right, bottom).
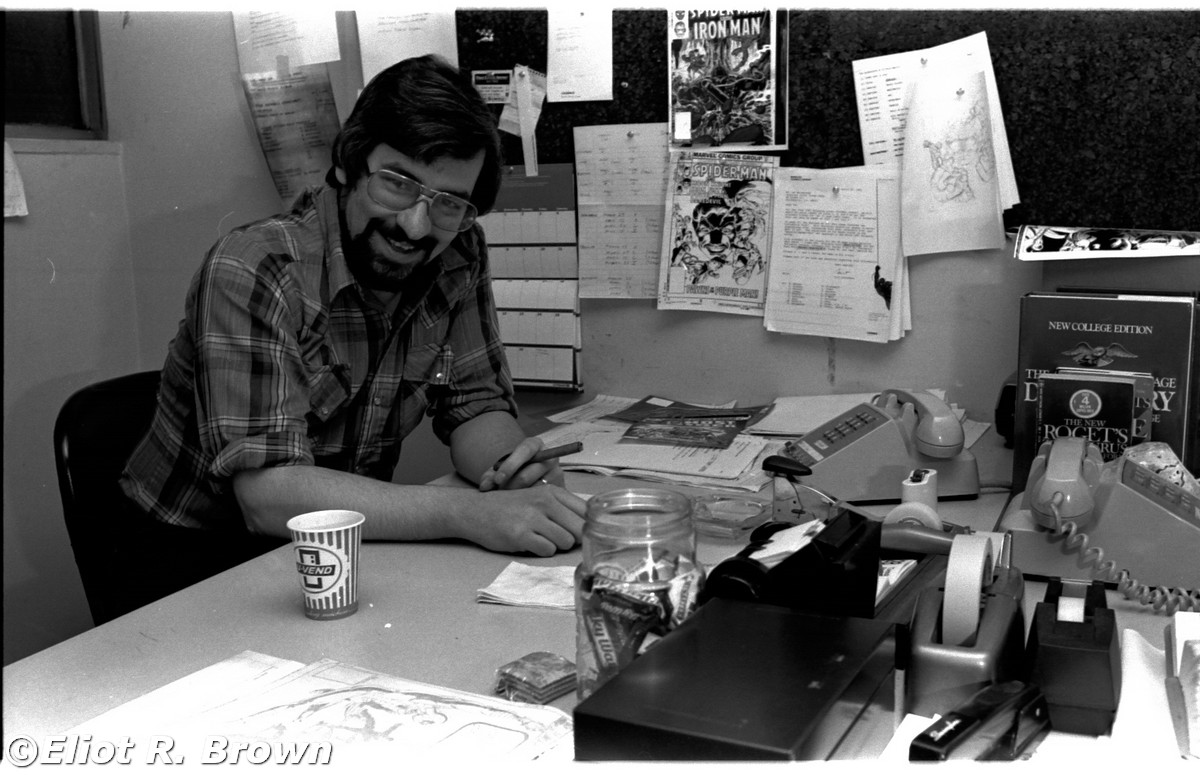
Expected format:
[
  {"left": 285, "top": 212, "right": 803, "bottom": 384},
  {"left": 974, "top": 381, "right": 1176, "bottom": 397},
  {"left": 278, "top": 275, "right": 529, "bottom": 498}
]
[{"left": 4, "top": 10, "right": 106, "bottom": 139}]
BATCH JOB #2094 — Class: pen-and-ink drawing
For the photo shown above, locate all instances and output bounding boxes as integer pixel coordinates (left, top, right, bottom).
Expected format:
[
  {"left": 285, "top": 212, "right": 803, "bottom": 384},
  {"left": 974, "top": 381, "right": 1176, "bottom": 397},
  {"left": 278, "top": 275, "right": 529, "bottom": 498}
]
[
  {"left": 658, "top": 150, "right": 777, "bottom": 316},
  {"left": 668, "top": 9, "right": 784, "bottom": 149}
]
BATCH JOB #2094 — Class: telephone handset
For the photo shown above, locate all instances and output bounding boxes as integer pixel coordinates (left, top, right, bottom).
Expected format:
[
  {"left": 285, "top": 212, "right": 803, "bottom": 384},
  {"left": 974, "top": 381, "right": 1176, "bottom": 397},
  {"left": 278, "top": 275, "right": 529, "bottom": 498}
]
[
  {"left": 1025, "top": 437, "right": 1104, "bottom": 527},
  {"left": 1000, "top": 437, "right": 1200, "bottom": 611},
  {"left": 777, "top": 388, "right": 979, "bottom": 505},
  {"left": 876, "top": 388, "right": 966, "bottom": 459}
]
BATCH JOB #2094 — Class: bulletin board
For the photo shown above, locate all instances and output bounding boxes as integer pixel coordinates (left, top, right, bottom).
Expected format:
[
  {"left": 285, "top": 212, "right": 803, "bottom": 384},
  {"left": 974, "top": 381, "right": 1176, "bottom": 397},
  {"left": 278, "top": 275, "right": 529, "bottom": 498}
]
[{"left": 455, "top": 8, "right": 1200, "bottom": 233}]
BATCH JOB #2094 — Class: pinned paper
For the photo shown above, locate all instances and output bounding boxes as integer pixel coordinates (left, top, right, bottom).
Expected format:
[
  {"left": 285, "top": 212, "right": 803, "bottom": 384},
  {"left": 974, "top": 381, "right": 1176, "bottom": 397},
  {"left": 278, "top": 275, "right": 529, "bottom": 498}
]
[
  {"left": 900, "top": 69, "right": 1006, "bottom": 256},
  {"left": 4, "top": 142, "right": 29, "bottom": 218},
  {"left": 499, "top": 65, "right": 547, "bottom": 176},
  {"left": 241, "top": 66, "right": 341, "bottom": 203},
  {"left": 357, "top": 11, "right": 458, "bottom": 84},
  {"left": 232, "top": 11, "right": 340, "bottom": 75}
]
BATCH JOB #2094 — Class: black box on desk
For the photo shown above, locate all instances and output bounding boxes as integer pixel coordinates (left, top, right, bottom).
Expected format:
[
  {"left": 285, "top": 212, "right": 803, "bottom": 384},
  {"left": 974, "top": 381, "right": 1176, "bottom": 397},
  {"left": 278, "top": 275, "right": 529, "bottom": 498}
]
[{"left": 573, "top": 597, "right": 896, "bottom": 761}]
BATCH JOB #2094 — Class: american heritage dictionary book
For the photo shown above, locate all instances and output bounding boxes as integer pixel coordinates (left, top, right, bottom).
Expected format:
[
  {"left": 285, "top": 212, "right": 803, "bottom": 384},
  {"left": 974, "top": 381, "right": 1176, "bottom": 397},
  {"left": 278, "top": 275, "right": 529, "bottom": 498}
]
[{"left": 1013, "top": 291, "right": 1197, "bottom": 492}]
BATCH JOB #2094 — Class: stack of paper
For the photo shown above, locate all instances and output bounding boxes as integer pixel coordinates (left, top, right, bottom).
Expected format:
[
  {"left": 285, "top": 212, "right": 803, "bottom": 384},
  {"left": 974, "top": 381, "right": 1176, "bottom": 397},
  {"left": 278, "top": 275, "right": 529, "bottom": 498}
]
[{"left": 541, "top": 394, "right": 778, "bottom": 491}]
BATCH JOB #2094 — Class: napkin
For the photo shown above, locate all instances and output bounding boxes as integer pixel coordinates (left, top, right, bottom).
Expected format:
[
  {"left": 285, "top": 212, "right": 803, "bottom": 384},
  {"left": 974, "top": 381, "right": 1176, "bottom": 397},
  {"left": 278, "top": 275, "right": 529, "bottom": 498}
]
[{"left": 477, "top": 562, "right": 575, "bottom": 610}]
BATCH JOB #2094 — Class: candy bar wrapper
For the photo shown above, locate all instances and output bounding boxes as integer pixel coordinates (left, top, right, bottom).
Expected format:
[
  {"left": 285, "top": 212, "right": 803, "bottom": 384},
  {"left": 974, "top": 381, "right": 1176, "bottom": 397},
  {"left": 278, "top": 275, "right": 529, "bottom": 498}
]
[{"left": 495, "top": 651, "right": 576, "bottom": 704}]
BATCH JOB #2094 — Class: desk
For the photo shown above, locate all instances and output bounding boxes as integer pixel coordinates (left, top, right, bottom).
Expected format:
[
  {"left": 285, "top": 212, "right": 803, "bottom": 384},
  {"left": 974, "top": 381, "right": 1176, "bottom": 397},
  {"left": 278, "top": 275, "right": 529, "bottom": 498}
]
[{"left": 1, "top": 435, "right": 1182, "bottom": 762}]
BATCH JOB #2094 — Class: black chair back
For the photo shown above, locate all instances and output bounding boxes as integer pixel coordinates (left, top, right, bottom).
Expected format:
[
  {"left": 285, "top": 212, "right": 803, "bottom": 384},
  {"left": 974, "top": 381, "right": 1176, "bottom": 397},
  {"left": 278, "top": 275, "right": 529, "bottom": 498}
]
[{"left": 53, "top": 370, "right": 161, "bottom": 624}]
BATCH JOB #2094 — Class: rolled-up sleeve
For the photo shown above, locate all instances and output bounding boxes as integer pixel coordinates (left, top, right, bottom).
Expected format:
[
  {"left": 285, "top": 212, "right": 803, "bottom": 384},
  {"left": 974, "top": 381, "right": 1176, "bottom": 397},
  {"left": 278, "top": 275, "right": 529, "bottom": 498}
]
[{"left": 192, "top": 242, "right": 316, "bottom": 488}]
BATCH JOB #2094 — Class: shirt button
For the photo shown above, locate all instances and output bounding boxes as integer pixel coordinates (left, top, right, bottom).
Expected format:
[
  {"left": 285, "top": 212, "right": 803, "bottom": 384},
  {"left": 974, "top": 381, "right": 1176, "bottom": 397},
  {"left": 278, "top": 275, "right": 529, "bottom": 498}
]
[
  {"left": 435, "top": 372, "right": 445, "bottom": 380},
  {"left": 372, "top": 397, "right": 381, "bottom": 406}
]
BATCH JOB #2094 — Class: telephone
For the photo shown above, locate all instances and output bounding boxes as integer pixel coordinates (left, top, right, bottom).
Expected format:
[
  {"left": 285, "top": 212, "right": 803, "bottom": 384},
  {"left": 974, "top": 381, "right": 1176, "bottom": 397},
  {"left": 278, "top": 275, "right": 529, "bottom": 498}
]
[
  {"left": 999, "top": 437, "right": 1200, "bottom": 608},
  {"left": 776, "top": 388, "right": 980, "bottom": 504}
]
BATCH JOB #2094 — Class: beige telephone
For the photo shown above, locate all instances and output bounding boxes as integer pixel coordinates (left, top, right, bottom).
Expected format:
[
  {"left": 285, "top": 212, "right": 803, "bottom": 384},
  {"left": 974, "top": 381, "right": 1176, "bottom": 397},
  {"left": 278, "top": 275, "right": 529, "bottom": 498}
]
[
  {"left": 777, "top": 389, "right": 980, "bottom": 504},
  {"left": 999, "top": 437, "right": 1200, "bottom": 602}
]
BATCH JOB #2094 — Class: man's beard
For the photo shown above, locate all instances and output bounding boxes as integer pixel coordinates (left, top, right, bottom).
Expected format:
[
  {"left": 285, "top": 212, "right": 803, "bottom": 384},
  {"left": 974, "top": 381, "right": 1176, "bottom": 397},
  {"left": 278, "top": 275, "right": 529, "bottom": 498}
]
[{"left": 345, "top": 219, "right": 440, "bottom": 293}]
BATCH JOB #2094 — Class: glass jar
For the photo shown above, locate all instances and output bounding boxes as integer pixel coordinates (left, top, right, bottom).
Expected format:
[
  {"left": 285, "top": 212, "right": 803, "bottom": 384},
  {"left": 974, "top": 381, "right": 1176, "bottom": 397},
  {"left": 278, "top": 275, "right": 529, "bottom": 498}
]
[{"left": 574, "top": 488, "right": 705, "bottom": 700}]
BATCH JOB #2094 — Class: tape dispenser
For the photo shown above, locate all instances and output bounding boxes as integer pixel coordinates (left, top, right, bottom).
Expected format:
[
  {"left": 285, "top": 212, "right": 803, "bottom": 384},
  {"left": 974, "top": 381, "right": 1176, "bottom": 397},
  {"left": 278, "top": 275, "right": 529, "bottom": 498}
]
[{"left": 904, "top": 531, "right": 1028, "bottom": 717}]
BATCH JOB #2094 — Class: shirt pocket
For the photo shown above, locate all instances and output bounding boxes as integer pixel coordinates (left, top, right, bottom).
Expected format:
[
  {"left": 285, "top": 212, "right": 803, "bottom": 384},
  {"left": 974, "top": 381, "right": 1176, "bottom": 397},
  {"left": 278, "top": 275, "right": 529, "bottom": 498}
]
[
  {"left": 403, "top": 344, "right": 454, "bottom": 387},
  {"left": 306, "top": 362, "right": 351, "bottom": 423}
]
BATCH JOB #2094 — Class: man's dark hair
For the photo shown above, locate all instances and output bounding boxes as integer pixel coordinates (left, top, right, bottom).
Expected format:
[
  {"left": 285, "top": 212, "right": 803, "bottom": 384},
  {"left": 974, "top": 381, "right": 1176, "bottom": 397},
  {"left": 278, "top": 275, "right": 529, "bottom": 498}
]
[{"left": 330, "top": 55, "right": 503, "bottom": 216}]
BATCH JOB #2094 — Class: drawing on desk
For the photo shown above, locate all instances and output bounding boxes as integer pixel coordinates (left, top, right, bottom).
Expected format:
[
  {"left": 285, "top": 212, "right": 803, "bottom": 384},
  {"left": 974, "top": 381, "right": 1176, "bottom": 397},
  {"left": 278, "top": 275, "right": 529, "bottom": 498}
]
[{"left": 189, "top": 658, "right": 573, "bottom": 759}]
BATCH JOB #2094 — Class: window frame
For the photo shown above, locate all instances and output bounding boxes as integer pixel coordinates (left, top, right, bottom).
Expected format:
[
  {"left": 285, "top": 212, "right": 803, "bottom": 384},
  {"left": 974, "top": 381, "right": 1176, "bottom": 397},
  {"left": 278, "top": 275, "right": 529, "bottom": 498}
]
[{"left": 5, "top": 10, "right": 107, "bottom": 141}]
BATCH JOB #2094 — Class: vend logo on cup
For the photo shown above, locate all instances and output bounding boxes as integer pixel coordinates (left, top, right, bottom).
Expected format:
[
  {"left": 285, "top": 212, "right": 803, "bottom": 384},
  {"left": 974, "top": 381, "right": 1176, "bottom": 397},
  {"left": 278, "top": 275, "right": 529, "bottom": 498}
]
[{"left": 295, "top": 545, "right": 343, "bottom": 591}]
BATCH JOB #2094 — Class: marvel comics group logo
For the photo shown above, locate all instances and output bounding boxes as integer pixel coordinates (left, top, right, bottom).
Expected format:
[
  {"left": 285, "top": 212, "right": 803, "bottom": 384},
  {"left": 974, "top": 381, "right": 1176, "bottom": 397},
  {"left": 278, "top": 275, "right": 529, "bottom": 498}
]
[
  {"left": 295, "top": 545, "right": 343, "bottom": 591},
  {"left": 1068, "top": 389, "right": 1102, "bottom": 419}
]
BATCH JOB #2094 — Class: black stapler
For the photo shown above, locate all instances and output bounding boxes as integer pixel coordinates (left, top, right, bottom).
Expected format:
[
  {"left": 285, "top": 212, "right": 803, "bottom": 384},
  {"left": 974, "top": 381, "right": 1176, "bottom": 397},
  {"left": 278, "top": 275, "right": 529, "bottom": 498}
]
[
  {"left": 1026, "top": 578, "right": 1121, "bottom": 735},
  {"left": 909, "top": 680, "right": 1050, "bottom": 761}
]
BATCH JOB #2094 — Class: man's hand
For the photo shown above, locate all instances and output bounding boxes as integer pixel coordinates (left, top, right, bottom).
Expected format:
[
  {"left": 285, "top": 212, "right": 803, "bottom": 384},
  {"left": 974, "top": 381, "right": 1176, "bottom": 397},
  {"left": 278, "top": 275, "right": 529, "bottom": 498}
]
[{"left": 456, "top": 485, "right": 587, "bottom": 556}]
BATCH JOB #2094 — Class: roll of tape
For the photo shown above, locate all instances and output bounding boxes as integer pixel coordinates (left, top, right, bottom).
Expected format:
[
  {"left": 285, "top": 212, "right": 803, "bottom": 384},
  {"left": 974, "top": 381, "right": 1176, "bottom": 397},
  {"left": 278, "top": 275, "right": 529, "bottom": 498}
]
[
  {"left": 942, "top": 534, "right": 994, "bottom": 646},
  {"left": 1057, "top": 596, "right": 1087, "bottom": 623},
  {"left": 883, "top": 501, "right": 943, "bottom": 530}
]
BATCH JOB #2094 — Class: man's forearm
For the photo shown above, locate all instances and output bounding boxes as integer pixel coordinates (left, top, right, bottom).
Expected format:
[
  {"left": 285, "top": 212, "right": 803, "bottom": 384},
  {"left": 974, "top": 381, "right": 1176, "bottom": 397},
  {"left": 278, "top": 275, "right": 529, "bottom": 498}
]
[
  {"left": 233, "top": 464, "right": 477, "bottom": 541},
  {"left": 448, "top": 410, "right": 529, "bottom": 484}
]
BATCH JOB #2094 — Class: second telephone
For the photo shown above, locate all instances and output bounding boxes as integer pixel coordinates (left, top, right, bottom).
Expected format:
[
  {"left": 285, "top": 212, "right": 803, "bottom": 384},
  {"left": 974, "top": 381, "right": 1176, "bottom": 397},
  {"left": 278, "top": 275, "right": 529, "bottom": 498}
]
[
  {"left": 999, "top": 436, "right": 1200, "bottom": 593},
  {"left": 778, "top": 388, "right": 980, "bottom": 503}
]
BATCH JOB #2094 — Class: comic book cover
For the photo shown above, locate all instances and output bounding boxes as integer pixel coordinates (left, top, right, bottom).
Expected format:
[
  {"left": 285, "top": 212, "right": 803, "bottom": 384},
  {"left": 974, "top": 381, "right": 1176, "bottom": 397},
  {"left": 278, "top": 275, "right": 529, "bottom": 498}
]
[
  {"left": 667, "top": 9, "right": 787, "bottom": 149},
  {"left": 657, "top": 150, "right": 778, "bottom": 316}
]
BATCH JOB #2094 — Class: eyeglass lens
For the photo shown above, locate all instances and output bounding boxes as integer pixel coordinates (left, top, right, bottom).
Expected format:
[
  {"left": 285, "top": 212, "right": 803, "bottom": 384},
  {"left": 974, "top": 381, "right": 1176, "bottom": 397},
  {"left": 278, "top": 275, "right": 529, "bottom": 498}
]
[{"left": 368, "top": 171, "right": 476, "bottom": 231}]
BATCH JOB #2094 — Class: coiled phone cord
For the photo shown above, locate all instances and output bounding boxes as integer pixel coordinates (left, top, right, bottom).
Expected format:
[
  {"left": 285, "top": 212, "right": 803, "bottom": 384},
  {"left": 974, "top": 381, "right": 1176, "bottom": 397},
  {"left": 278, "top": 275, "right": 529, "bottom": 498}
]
[
  {"left": 1041, "top": 494, "right": 1200, "bottom": 614},
  {"left": 1047, "top": 491, "right": 1200, "bottom": 615}
]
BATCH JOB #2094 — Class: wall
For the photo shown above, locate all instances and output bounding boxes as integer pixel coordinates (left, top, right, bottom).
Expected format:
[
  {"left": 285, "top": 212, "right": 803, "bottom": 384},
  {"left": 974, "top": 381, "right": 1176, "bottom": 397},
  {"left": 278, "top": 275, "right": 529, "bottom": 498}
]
[{"left": 3, "top": 140, "right": 141, "bottom": 662}]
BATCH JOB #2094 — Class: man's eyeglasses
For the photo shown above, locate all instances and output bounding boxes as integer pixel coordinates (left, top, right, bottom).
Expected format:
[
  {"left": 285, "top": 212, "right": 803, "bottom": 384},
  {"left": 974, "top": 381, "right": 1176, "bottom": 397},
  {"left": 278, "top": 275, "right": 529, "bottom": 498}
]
[{"left": 365, "top": 169, "right": 478, "bottom": 232}]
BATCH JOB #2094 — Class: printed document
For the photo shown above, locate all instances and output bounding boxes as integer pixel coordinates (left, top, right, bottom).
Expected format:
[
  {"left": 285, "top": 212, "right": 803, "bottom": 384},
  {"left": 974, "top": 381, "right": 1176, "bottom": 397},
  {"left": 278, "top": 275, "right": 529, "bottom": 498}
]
[{"left": 763, "top": 166, "right": 908, "bottom": 342}]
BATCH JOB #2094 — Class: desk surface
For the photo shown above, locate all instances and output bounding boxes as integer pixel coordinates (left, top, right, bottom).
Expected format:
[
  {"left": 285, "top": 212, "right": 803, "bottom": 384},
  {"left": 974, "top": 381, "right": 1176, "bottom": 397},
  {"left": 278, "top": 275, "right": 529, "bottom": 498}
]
[{"left": 1, "top": 434, "right": 1182, "bottom": 761}]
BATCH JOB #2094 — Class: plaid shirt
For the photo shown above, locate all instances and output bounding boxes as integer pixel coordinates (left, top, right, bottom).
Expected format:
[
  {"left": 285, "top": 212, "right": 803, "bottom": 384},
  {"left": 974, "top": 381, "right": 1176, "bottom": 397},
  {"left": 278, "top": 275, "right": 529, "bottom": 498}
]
[{"left": 121, "top": 185, "right": 516, "bottom": 530}]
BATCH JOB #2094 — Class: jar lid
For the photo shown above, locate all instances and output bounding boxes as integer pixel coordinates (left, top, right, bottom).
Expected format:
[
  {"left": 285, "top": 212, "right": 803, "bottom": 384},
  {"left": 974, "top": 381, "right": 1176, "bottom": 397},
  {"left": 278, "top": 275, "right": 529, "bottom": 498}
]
[{"left": 692, "top": 496, "right": 769, "bottom": 539}]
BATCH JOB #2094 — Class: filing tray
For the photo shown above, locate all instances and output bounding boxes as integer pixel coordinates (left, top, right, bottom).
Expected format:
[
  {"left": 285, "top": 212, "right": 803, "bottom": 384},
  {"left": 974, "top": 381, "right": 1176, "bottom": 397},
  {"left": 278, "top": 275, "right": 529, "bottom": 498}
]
[{"left": 573, "top": 597, "right": 896, "bottom": 760}]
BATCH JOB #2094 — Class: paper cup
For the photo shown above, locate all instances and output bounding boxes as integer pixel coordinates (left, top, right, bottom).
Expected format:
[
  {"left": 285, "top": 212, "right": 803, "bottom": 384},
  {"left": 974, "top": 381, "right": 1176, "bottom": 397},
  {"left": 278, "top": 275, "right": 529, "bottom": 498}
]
[{"left": 286, "top": 510, "right": 365, "bottom": 620}]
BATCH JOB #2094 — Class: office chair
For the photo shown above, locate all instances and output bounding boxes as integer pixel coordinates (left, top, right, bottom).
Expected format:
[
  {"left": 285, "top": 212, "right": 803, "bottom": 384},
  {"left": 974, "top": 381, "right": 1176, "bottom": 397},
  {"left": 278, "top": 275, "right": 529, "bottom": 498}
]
[
  {"left": 53, "top": 370, "right": 168, "bottom": 625},
  {"left": 55, "top": 371, "right": 292, "bottom": 625}
]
